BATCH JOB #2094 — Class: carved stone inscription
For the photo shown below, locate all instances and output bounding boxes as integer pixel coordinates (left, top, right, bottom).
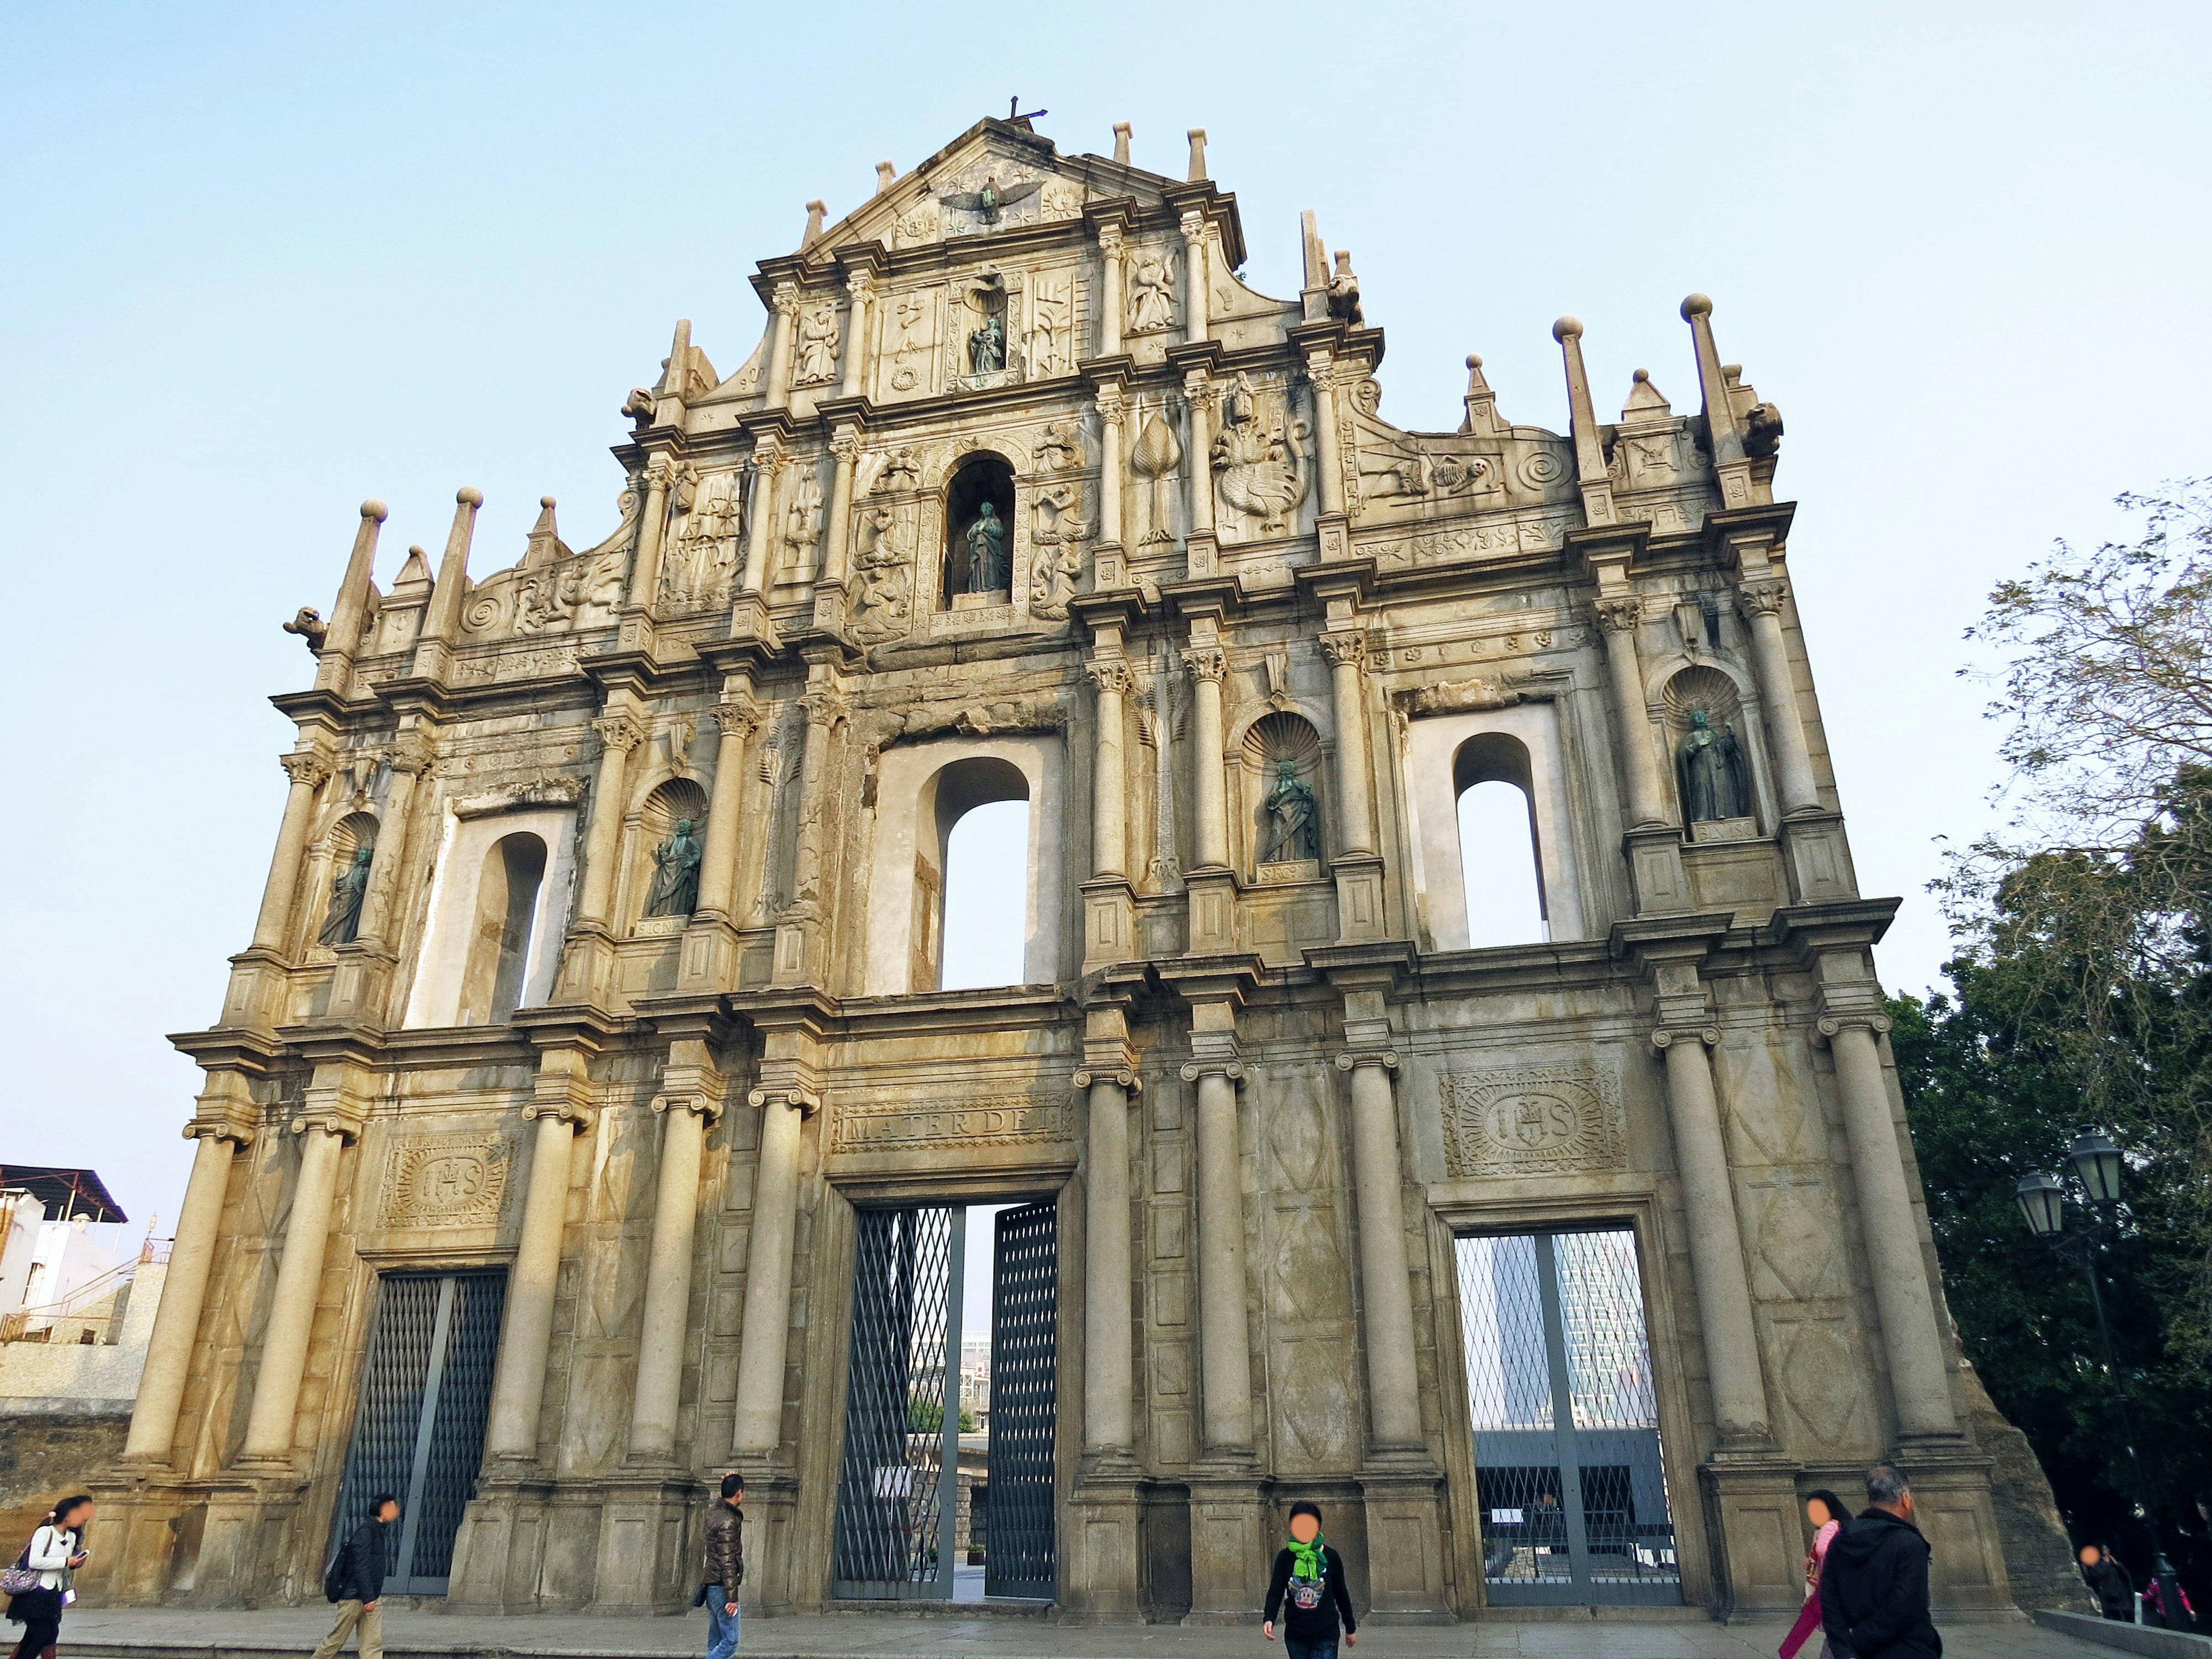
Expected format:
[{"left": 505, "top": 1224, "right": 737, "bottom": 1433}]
[
  {"left": 384, "top": 1132, "right": 510, "bottom": 1226},
  {"left": 831, "top": 1094, "right": 1065, "bottom": 1153},
  {"left": 1441, "top": 1062, "right": 1624, "bottom": 1177}
]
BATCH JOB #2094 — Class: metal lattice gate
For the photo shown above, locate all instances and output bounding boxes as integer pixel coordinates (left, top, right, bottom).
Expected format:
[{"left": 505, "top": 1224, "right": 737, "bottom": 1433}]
[
  {"left": 1454, "top": 1230, "right": 1679, "bottom": 1606},
  {"left": 330, "top": 1270, "right": 506, "bottom": 1596},
  {"left": 985, "top": 1199, "right": 1056, "bottom": 1599},
  {"left": 833, "top": 1206, "right": 965, "bottom": 1599}
]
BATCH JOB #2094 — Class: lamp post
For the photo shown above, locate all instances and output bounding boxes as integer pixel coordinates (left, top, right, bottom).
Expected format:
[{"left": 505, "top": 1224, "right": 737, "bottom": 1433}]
[{"left": 2016, "top": 1129, "right": 2186, "bottom": 1625}]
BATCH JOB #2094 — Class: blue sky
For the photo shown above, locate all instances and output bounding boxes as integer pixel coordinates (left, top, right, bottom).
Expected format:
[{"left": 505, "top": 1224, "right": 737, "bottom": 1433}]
[{"left": 4, "top": 2, "right": 2208, "bottom": 1225}]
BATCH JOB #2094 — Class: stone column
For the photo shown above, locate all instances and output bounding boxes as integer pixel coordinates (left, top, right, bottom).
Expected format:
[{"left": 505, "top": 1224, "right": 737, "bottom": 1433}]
[
  {"left": 763, "top": 282, "right": 798, "bottom": 412},
  {"left": 1183, "top": 1049, "right": 1252, "bottom": 1451},
  {"left": 1178, "top": 210, "right": 1209, "bottom": 343},
  {"left": 1651, "top": 1027, "right": 1774, "bottom": 1445},
  {"left": 249, "top": 750, "right": 332, "bottom": 950},
  {"left": 484, "top": 1058, "right": 589, "bottom": 1461},
  {"left": 1097, "top": 225, "right": 1125, "bottom": 357},
  {"left": 1088, "top": 660, "right": 1131, "bottom": 880},
  {"left": 695, "top": 698, "right": 757, "bottom": 923},
  {"left": 740, "top": 441, "right": 783, "bottom": 596},
  {"left": 1185, "top": 646, "right": 1229, "bottom": 871},
  {"left": 352, "top": 734, "right": 432, "bottom": 948},
  {"left": 122, "top": 1119, "right": 249, "bottom": 1462},
  {"left": 732, "top": 1089, "right": 807, "bottom": 1453},
  {"left": 574, "top": 710, "right": 643, "bottom": 931},
  {"left": 1594, "top": 597, "right": 1670, "bottom": 828},
  {"left": 837, "top": 272, "right": 873, "bottom": 398},
  {"left": 1183, "top": 370, "right": 1217, "bottom": 539},
  {"left": 1739, "top": 577, "right": 1821, "bottom": 816},
  {"left": 1093, "top": 385, "right": 1126, "bottom": 589},
  {"left": 1319, "top": 632, "right": 1374, "bottom": 857},
  {"left": 1306, "top": 351, "right": 1344, "bottom": 518},
  {"left": 624, "top": 457, "right": 673, "bottom": 613},
  {"left": 628, "top": 1090, "right": 717, "bottom": 1461},
  {"left": 1077, "top": 1066, "right": 1137, "bottom": 1455},
  {"left": 1821, "top": 1012, "right": 1960, "bottom": 1438},
  {"left": 820, "top": 427, "right": 859, "bottom": 587},
  {"left": 1340, "top": 1048, "right": 1422, "bottom": 1448},
  {"left": 238, "top": 1115, "right": 351, "bottom": 1463}
]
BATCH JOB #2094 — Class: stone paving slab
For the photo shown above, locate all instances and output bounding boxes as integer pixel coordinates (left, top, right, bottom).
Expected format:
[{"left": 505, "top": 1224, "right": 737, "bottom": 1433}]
[{"left": 52, "top": 1605, "right": 2112, "bottom": 1659}]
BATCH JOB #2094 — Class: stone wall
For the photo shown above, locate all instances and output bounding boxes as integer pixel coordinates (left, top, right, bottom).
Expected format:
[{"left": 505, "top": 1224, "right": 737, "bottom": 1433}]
[
  {"left": 1961, "top": 1362, "right": 2092, "bottom": 1613},
  {"left": 0, "top": 1408, "right": 128, "bottom": 1549}
]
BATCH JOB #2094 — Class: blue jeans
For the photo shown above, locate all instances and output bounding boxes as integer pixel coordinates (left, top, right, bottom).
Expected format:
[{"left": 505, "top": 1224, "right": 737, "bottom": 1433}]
[
  {"left": 705, "top": 1585, "right": 740, "bottom": 1659},
  {"left": 1286, "top": 1639, "right": 1338, "bottom": 1659}
]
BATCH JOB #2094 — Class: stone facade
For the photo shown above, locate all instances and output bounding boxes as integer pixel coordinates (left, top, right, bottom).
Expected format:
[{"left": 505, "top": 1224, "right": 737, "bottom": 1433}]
[{"left": 85, "top": 116, "right": 2031, "bottom": 1622}]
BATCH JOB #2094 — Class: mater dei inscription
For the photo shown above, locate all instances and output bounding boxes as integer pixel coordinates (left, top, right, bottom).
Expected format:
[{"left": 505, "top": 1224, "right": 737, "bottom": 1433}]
[{"left": 96, "top": 111, "right": 2043, "bottom": 1632}]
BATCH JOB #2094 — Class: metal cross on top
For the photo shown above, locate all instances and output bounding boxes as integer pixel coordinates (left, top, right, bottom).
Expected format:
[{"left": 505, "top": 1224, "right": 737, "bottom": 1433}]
[{"left": 1008, "top": 96, "right": 1048, "bottom": 121}]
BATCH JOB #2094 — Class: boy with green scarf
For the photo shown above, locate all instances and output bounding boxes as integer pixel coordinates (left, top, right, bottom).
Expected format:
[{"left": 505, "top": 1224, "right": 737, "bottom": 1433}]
[{"left": 1263, "top": 1501, "right": 1357, "bottom": 1659}]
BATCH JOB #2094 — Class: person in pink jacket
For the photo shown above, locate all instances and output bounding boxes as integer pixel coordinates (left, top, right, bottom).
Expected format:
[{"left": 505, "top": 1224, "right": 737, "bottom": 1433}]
[{"left": 1781, "top": 1490, "right": 1847, "bottom": 1658}]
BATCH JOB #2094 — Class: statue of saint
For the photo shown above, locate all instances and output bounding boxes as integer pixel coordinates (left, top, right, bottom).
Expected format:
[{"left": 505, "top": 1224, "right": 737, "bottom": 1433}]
[
  {"left": 644, "top": 817, "right": 704, "bottom": 916},
  {"left": 964, "top": 501, "right": 1009, "bottom": 593},
  {"left": 968, "top": 311, "right": 1006, "bottom": 374},
  {"left": 1676, "top": 709, "right": 1751, "bottom": 822},
  {"left": 1262, "top": 762, "right": 1321, "bottom": 863},
  {"left": 319, "top": 845, "right": 373, "bottom": 945}
]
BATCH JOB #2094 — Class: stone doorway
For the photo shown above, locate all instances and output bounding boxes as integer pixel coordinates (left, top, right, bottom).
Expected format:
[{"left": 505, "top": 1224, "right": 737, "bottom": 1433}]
[
  {"left": 1453, "top": 1230, "right": 1681, "bottom": 1607},
  {"left": 830, "top": 1199, "right": 1057, "bottom": 1605},
  {"left": 329, "top": 1270, "right": 505, "bottom": 1596}
]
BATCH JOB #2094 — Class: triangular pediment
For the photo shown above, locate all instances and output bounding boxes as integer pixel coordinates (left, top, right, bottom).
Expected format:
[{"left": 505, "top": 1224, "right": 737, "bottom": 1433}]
[{"left": 810, "top": 118, "right": 1185, "bottom": 258}]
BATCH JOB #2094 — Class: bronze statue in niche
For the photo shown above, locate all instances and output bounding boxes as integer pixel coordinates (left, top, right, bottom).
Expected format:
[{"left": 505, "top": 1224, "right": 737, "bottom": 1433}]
[
  {"left": 1677, "top": 709, "right": 1751, "bottom": 822},
  {"left": 319, "top": 846, "right": 373, "bottom": 945},
  {"left": 645, "top": 817, "right": 703, "bottom": 916},
  {"left": 1262, "top": 762, "right": 1321, "bottom": 862}
]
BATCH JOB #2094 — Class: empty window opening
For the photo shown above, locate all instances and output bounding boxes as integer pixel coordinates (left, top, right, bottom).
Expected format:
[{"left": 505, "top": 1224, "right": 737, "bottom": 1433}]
[
  {"left": 1455, "top": 733, "right": 1547, "bottom": 948},
  {"left": 915, "top": 757, "right": 1030, "bottom": 991},
  {"left": 943, "top": 453, "right": 1016, "bottom": 605},
  {"left": 457, "top": 832, "right": 547, "bottom": 1024}
]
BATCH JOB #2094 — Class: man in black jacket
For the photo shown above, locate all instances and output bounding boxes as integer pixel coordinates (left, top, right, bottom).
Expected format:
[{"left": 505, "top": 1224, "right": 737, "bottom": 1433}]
[
  {"left": 1820, "top": 1465, "right": 1941, "bottom": 1658},
  {"left": 314, "top": 1494, "right": 397, "bottom": 1659}
]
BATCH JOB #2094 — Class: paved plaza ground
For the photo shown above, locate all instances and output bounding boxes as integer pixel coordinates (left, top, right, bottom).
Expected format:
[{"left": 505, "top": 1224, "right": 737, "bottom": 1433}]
[{"left": 54, "top": 1604, "right": 2122, "bottom": 1659}]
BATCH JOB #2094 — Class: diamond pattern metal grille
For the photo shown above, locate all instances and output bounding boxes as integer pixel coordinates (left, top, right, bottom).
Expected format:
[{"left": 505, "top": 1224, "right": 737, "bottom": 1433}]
[
  {"left": 986, "top": 1199, "right": 1057, "bottom": 1600},
  {"left": 329, "top": 1270, "right": 505, "bottom": 1595},
  {"left": 1455, "top": 1230, "right": 1679, "bottom": 1605},
  {"left": 833, "top": 1206, "right": 963, "bottom": 1598}
]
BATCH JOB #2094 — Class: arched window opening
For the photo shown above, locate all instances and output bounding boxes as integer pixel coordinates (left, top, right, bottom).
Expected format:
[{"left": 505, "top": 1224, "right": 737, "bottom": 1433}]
[
  {"left": 942, "top": 453, "right": 1015, "bottom": 607},
  {"left": 316, "top": 812, "right": 380, "bottom": 947},
  {"left": 1453, "top": 733, "right": 1547, "bottom": 948},
  {"left": 914, "top": 756, "right": 1030, "bottom": 991},
  {"left": 638, "top": 777, "right": 709, "bottom": 923},
  {"left": 457, "top": 832, "right": 547, "bottom": 1025}
]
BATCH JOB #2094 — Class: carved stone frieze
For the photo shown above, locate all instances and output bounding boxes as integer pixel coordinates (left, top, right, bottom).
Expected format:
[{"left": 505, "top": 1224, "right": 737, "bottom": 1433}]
[
  {"left": 1440, "top": 1062, "right": 1626, "bottom": 1177},
  {"left": 830, "top": 1093, "right": 1067, "bottom": 1154},
  {"left": 382, "top": 1131, "right": 511, "bottom": 1228}
]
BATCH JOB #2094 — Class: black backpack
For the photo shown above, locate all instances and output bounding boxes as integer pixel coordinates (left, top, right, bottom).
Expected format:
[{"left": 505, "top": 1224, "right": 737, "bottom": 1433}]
[{"left": 323, "top": 1537, "right": 351, "bottom": 1604}]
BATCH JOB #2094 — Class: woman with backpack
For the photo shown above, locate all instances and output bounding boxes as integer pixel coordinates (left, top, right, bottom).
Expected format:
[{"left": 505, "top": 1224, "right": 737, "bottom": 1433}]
[{"left": 5, "top": 1493, "right": 94, "bottom": 1659}]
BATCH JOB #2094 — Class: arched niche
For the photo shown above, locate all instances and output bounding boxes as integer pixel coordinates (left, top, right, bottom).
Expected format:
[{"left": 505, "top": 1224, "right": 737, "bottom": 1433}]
[
  {"left": 456, "top": 831, "right": 548, "bottom": 1025},
  {"left": 1240, "top": 710, "right": 1327, "bottom": 874},
  {"left": 1399, "top": 703, "right": 1586, "bottom": 952},
  {"left": 1661, "top": 664, "right": 1762, "bottom": 835},
  {"left": 309, "top": 810, "right": 380, "bottom": 948},
  {"left": 942, "top": 452, "right": 1016, "bottom": 607},
  {"left": 402, "top": 803, "right": 580, "bottom": 1029},
  {"left": 862, "top": 737, "right": 1066, "bottom": 995},
  {"left": 629, "top": 775, "right": 710, "bottom": 929}
]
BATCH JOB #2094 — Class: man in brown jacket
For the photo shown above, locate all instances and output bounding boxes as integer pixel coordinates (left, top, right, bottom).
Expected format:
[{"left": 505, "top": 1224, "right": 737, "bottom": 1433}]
[{"left": 701, "top": 1473, "right": 744, "bottom": 1659}]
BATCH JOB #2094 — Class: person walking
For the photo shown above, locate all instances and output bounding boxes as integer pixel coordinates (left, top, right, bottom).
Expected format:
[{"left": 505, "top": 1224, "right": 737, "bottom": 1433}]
[
  {"left": 2078, "top": 1544, "right": 2134, "bottom": 1622},
  {"left": 313, "top": 1494, "right": 396, "bottom": 1659},
  {"left": 5, "top": 1493, "right": 93, "bottom": 1659},
  {"left": 699, "top": 1473, "right": 744, "bottom": 1659},
  {"left": 1819, "top": 1464, "right": 1941, "bottom": 1659},
  {"left": 1262, "top": 1501, "right": 1357, "bottom": 1659},
  {"left": 1780, "top": 1490, "right": 1847, "bottom": 1658}
]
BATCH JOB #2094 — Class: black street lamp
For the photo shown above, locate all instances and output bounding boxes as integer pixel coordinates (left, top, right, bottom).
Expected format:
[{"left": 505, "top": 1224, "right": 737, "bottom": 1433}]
[{"left": 2016, "top": 1128, "right": 2186, "bottom": 1626}]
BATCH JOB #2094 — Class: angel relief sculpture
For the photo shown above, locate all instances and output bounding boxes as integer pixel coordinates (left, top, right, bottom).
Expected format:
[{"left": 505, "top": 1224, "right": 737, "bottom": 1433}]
[
  {"left": 1210, "top": 373, "right": 1310, "bottom": 537},
  {"left": 1128, "top": 247, "right": 1177, "bottom": 333}
]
